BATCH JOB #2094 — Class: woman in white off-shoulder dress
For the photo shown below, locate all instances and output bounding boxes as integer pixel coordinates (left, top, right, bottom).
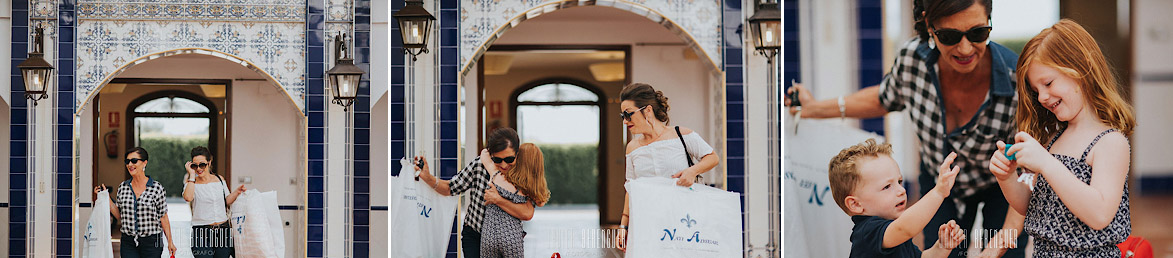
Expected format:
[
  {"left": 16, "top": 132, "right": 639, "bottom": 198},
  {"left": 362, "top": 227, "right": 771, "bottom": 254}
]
[{"left": 614, "top": 83, "right": 720, "bottom": 252}]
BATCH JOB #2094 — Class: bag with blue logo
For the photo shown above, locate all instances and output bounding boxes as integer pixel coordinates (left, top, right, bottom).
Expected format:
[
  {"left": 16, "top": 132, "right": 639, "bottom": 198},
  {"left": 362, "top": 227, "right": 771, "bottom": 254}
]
[
  {"left": 82, "top": 190, "right": 114, "bottom": 258},
  {"left": 230, "top": 189, "right": 286, "bottom": 258},
  {"left": 625, "top": 177, "right": 743, "bottom": 257},
  {"left": 390, "top": 158, "right": 459, "bottom": 258}
]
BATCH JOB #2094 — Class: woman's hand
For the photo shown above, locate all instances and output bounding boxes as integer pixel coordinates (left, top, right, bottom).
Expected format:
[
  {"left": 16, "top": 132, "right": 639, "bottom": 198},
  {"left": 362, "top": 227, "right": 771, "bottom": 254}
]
[
  {"left": 184, "top": 161, "right": 198, "bottom": 179},
  {"left": 1006, "top": 132, "right": 1057, "bottom": 174},
  {"left": 616, "top": 227, "right": 628, "bottom": 252},
  {"left": 93, "top": 184, "right": 107, "bottom": 201},
  {"left": 168, "top": 241, "right": 177, "bottom": 256},
  {"left": 671, "top": 170, "right": 696, "bottom": 187},
  {"left": 483, "top": 184, "right": 502, "bottom": 206},
  {"left": 234, "top": 184, "right": 247, "bottom": 194},
  {"left": 989, "top": 140, "right": 1019, "bottom": 181},
  {"left": 785, "top": 82, "right": 815, "bottom": 115}
]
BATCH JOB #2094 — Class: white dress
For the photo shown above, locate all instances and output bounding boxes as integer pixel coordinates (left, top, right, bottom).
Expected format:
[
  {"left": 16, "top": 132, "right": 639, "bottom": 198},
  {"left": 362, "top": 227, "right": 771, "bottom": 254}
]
[
  {"left": 625, "top": 131, "right": 715, "bottom": 181},
  {"left": 184, "top": 177, "right": 230, "bottom": 226}
]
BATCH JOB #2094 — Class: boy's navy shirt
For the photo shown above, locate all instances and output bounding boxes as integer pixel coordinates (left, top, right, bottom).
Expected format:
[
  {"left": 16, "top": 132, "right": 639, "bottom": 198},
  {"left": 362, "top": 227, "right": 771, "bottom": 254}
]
[{"left": 850, "top": 215, "right": 923, "bottom": 257}]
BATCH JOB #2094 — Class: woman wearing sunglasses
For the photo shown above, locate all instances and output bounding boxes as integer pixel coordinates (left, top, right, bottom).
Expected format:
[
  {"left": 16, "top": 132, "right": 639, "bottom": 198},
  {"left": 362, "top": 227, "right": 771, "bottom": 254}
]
[
  {"left": 414, "top": 128, "right": 536, "bottom": 258},
  {"left": 786, "top": 0, "right": 1026, "bottom": 257},
  {"left": 182, "top": 146, "right": 246, "bottom": 258},
  {"left": 93, "top": 147, "right": 179, "bottom": 258},
  {"left": 615, "top": 83, "right": 720, "bottom": 252}
]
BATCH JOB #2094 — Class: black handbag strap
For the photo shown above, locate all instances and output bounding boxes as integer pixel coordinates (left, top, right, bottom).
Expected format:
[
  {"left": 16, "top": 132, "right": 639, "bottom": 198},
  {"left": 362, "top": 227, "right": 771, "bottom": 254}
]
[
  {"left": 676, "top": 126, "right": 702, "bottom": 183},
  {"left": 676, "top": 126, "right": 695, "bottom": 167}
]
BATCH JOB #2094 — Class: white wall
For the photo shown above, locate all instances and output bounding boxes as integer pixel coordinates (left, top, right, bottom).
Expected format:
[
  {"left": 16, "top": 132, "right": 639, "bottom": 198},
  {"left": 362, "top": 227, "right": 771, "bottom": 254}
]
[
  {"left": 0, "top": 0, "right": 9, "bottom": 251},
  {"left": 1132, "top": 0, "right": 1173, "bottom": 183}
]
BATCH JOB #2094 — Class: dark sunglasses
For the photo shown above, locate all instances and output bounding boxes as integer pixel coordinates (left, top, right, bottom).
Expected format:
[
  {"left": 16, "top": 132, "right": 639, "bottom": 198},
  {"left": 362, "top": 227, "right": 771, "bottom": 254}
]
[
  {"left": 190, "top": 162, "right": 209, "bottom": 169},
  {"left": 620, "top": 106, "right": 649, "bottom": 121},
  {"left": 491, "top": 156, "right": 516, "bottom": 164},
  {"left": 125, "top": 158, "right": 146, "bottom": 165},
  {"left": 932, "top": 26, "right": 992, "bottom": 46}
]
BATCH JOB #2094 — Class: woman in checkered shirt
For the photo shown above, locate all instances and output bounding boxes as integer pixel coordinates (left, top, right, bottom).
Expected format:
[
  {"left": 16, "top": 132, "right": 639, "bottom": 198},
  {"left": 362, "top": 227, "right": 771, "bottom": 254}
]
[
  {"left": 94, "top": 147, "right": 178, "bottom": 258},
  {"left": 786, "top": 0, "right": 1029, "bottom": 257}
]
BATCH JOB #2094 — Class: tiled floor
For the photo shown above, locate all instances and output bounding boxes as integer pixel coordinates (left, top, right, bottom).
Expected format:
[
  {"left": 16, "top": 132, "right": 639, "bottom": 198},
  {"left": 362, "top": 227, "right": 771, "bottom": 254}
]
[{"left": 522, "top": 204, "right": 624, "bottom": 258}]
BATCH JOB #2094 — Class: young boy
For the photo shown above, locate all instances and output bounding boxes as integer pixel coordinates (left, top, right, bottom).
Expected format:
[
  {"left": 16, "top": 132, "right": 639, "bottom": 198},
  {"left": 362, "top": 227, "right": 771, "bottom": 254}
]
[{"left": 828, "top": 139, "right": 966, "bottom": 257}]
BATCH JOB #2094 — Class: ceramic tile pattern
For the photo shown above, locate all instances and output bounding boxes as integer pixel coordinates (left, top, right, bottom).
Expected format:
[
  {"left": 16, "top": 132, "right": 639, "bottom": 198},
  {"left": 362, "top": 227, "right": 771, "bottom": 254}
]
[
  {"left": 458, "top": 0, "right": 724, "bottom": 70},
  {"left": 74, "top": 0, "right": 307, "bottom": 110}
]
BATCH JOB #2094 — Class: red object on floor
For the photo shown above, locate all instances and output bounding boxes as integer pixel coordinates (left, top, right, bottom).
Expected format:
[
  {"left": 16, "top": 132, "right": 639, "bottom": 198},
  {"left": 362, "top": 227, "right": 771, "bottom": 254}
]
[
  {"left": 551, "top": 253, "right": 561, "bottom": 258},
  {"left": 1118, "top": 235, "right": 1153, "bottom": 258}
]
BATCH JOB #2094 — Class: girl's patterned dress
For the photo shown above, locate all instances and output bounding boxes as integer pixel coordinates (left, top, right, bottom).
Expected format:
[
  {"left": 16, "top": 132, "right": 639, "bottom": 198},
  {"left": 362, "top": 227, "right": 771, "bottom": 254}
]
[
  {"left": 480, "top": 179, "right": 531, "bottom": 258},
  {"left": 1024, "top": 128, "right": 1131, "bottom": 257}
]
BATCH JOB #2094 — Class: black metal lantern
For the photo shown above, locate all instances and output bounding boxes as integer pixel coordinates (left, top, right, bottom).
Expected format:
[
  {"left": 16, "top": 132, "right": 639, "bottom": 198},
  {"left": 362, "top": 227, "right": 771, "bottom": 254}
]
[
  {"left": 392, "top": 0, "right": 436, "bottom": 60},
  {"left": 748, "top": 1, "right": 781, "bottom": 57},
  {"left": 326, "top": 33, "right": 365, "bottom": 110},
  {"left": 18, "top": 27, "right": 54, "bottom": 105}
]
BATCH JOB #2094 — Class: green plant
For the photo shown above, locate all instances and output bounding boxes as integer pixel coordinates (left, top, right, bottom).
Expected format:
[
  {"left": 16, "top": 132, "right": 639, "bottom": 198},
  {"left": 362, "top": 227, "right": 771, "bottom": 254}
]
[
  {"left": 537, "top": 144, "right": 599, "bottom": 204},
  {"left": 139, "top": 137, "right": 208, "bottom": 197}
]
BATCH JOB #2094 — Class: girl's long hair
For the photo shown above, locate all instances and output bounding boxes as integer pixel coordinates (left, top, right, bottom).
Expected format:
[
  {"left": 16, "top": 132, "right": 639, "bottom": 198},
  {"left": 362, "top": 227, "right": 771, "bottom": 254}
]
[
  {"left": 1015, "top": 19, "right": 1135, "bottom": 142},
  {"left": 507, "top": 143, "right": 551, "bottom": 206}
]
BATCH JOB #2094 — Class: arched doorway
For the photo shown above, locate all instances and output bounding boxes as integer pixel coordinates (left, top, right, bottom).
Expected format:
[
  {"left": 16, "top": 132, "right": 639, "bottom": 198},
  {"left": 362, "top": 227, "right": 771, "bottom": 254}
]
[
  {"left": 510, "top": 78, "right": 605, "bottom": 212},
  {"left": 74, "top": 50, "right": 306, "bottom": 258}
]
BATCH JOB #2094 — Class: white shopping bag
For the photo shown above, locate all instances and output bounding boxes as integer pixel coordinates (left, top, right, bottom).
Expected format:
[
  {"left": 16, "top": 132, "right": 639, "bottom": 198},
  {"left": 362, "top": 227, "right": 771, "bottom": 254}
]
[
  {"left": 82, "top": 190, "right": 114, "bottom": 258},
  {"left": 625, "top": 177, "right": 743, "bottom": 258},
  {"left": 230, "top": 189, "right": 286, "bottom": 258},
  {"left": 784, "top": 117, "right": 884, "bottom": 258},
  {"left": 389, "top": 158, "right": 459, "bottom": 258}
]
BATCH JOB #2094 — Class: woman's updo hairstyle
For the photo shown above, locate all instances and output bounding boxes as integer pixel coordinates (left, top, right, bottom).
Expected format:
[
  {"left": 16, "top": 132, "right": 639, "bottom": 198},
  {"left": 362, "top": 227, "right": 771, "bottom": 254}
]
[{"left": 620, "top": 83, "right": 670, "bottom": 123}]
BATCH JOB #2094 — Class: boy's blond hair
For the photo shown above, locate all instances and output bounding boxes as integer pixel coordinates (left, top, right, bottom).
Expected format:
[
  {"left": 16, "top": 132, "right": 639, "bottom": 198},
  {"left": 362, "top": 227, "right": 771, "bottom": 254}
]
[{"left": 828, "top": 139, "right": 893, "bottom": 214}]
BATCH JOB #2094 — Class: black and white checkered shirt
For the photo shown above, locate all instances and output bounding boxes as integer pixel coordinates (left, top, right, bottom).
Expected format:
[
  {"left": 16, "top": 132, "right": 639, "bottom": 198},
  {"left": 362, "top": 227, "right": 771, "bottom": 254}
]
[
  {"left": 878, "top": 37, "right": 1020, "bottom": 199},
  {"left": 448, "top": 156, "right": 492, "bottom": 232},
  {"left": 115, "top": 177, "right": 169, "bottom": 237}
]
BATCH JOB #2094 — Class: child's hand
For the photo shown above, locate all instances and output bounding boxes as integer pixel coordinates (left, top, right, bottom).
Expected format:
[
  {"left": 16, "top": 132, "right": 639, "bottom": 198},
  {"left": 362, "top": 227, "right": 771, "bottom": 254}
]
[
  {"left": 936, "top": 220, "right": 965, "bottom": 249},
  {"left": 933, "top": 152, "right": 961, "bottom": 197},
  {"left": 1007, "top": 132, "right": 1054, "bottom": 173},
  {"left": 479, "top": 149, "right": 498, "bottom": 173},
  {"left": 989, "top": 140, "right": 1018, "bottom": 181}
]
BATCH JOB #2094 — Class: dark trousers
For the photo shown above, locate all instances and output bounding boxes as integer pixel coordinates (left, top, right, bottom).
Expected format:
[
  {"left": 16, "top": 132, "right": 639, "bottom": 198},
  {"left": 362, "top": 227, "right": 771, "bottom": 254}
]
[
  {"left": 462, "top": 225, "right": 482, "bottom": 258},
  {"left": 119, "top": 233, "right": 164, "bottom": 258},
  {"left": 191, "top": 223, "right": 234, "bottom": 258},
  {"left": 919, "top": 171, "right": 1028, "bottom": 258}
]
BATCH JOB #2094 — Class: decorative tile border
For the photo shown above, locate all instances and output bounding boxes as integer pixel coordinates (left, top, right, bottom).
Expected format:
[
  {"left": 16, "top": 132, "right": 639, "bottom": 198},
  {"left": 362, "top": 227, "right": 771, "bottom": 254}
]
[
  {"left": 74, "top": 20, "right": 307, "bottom": 109},
  {"left": 76, "top": 2, "right": 306, "bottom": 22},
  {"left": 459, "top": 0, "right": 723, "bottom": 71},
  {"left": 327, "top": 0, "right": 353, "bottom": 21}
]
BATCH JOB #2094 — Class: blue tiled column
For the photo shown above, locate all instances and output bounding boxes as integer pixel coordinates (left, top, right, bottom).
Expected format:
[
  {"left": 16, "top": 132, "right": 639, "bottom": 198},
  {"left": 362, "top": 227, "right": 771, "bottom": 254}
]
[
  {"left": 55, "top": 2, "right": 77, "bottom": 257},
  {"left": 388, "top": 0, "right": 406, "bottom": 175},
  {"left": 8, "top": 0, "right": 30, "bottom": 256},
  {"left": 437, "top": 0, "right": 460, "bottom": 256},
  {"left": 722, "top": 0, "right": 747, "bottom": 195},
  {"left": 306, "top": 1, "right": 328, "bottom": 257},
  {"left": 858, "top": 0, "right": 884, "bottom": 135},
  {"left": 352, "top": 0, "right": 373, "bottom": 256},
  {"left": 783, "top": 0, "right": 799, "bottom": 87}
]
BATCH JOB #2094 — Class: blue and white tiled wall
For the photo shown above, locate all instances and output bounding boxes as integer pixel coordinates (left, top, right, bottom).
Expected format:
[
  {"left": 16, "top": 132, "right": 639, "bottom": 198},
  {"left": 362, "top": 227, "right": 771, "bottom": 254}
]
[
  {"left": 858, "top": 0, "right": 884, "bottom": 135},
  {"left": 8, "top": 1, "right": 31, "bottom": 256}
]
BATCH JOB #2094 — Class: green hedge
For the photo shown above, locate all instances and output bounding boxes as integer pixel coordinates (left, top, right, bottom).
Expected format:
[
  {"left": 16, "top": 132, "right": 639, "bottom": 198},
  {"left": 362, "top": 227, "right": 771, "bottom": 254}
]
[
  {"left": 139, "top": 137, "right": 208, "bottom": 197},
  {"left": 538, "top": 144, "right": 598, "bottom": 205}
]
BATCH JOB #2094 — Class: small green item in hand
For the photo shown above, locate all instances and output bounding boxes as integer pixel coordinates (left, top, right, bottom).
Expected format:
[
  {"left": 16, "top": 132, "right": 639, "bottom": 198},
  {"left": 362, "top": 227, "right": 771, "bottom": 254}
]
[{"left": 1005, "top": 144, "right": 1016, "bottom": 161}]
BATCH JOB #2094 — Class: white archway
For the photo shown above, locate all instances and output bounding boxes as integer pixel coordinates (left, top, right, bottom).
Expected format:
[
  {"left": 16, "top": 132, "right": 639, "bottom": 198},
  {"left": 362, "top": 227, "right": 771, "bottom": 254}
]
[{"left": 71, "top": 49, "right": 307, "bottom": 258}]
